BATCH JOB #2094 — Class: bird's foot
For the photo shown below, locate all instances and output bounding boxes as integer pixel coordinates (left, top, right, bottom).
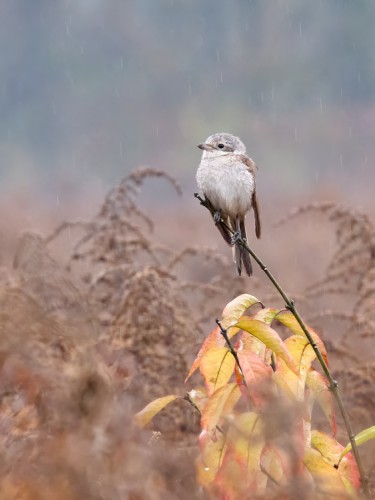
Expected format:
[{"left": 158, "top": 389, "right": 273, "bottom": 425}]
[
  {"left": 231, "top": 230, "right": 241, "bottom": 246},
  {"left": 213, "top": 210, "right": 222, "bottom": 224}
]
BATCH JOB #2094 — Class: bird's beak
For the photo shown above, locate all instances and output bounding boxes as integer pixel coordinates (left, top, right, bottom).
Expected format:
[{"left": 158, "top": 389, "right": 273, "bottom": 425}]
[{"left": 198, "top": 143, "right": 214, "bottom": 151}]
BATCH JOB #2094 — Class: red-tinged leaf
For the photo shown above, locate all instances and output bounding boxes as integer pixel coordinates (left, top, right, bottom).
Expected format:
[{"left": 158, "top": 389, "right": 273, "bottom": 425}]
[
  {"left": 196, "top": 429, "right": 227, "bottom": 486},
  {"left": 221, "top": 293, "right": 261, "bottom": 332},
  {"left": 226, "top": 412, "right": 263, "bottom": 469},
  {"left": 187, "top": 387, "right": 209, "bottom": 413},
  {"left": 199, "top": 347, "right": 235, "bottom": 394},
  {"left": 201, "top": 383, "right": 241, "bottom": 435},
  {"left": 306, "top": 369, "right": 336, "bottom": 435},
  {"left": 134, "top": 395, "right": 179, "bottom": 427},
  {"left": 237, "top": 330, "right": 267, "bottom": 359},
  {"left": 236, "top": 347, "right": 272, "bottom": 407},
  {"left": 215, "top": 412, "right": 264, "bottom": 497},
  {"left": 235, "top": 318, "right": 299, "bottom": 376},
  {"left": 273, "top": 336, "right": 315, "bottom": 402},
  {"left": 311, "top": 430, "right": 360, "bottom": 493},
  {"left": 260, "top": 445, "right": 289, "bottom": 486},
  {"left": 275, "top": 310, "right": 328, "bottom": 364},
  {"left": 339, "top": 425, "right": 375, "bottom": 463},
  {"left": 215, "top": 451, "right": 256, "bottom": 499},
  {"left": 185, "top": 326, "right": 225, "bottom": 382},
  {"left": 303, "top": 447, "right": 347, "bottom": 497}
]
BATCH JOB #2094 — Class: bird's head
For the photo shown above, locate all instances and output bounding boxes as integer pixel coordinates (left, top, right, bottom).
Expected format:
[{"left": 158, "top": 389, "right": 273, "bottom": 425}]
[{"left": 198, "top": 133, "right": 246, "bottom": 156}]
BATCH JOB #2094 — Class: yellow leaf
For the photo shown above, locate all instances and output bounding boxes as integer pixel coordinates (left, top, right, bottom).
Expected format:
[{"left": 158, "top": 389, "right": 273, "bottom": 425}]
[
  {"left": 226, "top": 412, "right": 263, "bottom": 469},
  {"left": 134, "top": 395, "right": 179, "bottom": 427},
  {"left": 274, "top": 336, "right": 315, "bottom": 401},
  {"left": 275, "top": 310, "right": 328, "bottom": 363},
  {"left": 306, "top": 369, "right": 336, "bottom": 435},
  {"left": 221, "top": 293, "right": 261, "bottom": 331},
  {"left": 253, "top": 307, "right": 280, "bottom": 325},
  {"left": 260, "top": 445, "right": 288, "bottom": 486},
  {"left": 304, "top": 447, "right": 347, "bottom": 496},
  {"left": 201, "top": 383, "right": 241, "bottom": 435},
  {"left": 235, "top": 318, "right": 299, "bottom": 375},
  {"left": 311, "top": 430, "right": 360, "bottom": 494},
  {"left": 199, "top": 347, "right": 235, "bottom": 394},
  {"left": 196, "top": 430, "right": 227, "bottom": 486}
]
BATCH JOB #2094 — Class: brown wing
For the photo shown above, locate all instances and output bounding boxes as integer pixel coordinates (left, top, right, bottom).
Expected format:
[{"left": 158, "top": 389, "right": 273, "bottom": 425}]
[{"left": 236, "top": 154, "right": 261, "bottom": 239}]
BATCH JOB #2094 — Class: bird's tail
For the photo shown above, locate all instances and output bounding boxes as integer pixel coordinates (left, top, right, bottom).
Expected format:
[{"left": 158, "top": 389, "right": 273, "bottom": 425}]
[{"left": 231, "top": 218, "right": 252, "bottom": 277}]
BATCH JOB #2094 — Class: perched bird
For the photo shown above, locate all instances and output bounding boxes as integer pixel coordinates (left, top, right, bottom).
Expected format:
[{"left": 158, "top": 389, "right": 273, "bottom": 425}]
[{"left": 196, "top": 132, "right": 261, "bottom": 276}]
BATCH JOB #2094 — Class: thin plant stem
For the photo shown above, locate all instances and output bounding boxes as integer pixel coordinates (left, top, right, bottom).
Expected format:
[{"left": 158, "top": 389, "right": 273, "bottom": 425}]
[
  {"left": 195, "top": 193, "right": 370, "bottom": 498},
  {"left": 216, "top": 319, "right": 247, "bottom": 387}
]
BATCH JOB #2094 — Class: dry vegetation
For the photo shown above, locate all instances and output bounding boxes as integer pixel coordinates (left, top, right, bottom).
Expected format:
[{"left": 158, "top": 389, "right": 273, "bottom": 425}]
[{"left": 0, "top": 170, "right": 374, "bottom": 498}]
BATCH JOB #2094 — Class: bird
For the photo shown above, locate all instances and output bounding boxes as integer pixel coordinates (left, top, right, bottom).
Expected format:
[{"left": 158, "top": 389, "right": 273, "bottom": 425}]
[{"left": 196, "top": 132, "right": 261, "bottom": 276}]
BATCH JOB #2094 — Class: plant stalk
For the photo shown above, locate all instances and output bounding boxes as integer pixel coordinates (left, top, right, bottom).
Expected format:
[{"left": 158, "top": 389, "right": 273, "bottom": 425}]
[{"left": 195, "top": 193, "right": 370, "bottom": 498}]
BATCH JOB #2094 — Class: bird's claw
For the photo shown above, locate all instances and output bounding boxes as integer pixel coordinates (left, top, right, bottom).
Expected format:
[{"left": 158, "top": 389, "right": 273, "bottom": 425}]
[
  {"left": 213, "top": 210, "right": 222, "bottom": 224},
  {"left": 231, "top": 230, "right": 241, "bottom": 246}
]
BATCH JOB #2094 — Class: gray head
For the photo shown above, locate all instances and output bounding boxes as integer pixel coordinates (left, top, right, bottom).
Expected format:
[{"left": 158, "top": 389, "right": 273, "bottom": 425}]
[{"left": 198, "top": 133, "right": 247, "bottom": 155}]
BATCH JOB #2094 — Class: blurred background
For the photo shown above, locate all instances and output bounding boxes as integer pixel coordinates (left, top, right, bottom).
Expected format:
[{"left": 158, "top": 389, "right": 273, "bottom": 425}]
[
  {"left": 0, "top": 4, "right": 375, "bottom": 496},
  {"left": 2, "top": 0, "right": 375, "bottom": 218}
]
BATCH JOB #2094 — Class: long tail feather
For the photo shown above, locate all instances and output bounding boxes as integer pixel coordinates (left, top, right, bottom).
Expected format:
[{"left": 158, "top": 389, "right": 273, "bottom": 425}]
[{"left": 230, "top": 217, "right": 253, "bottom": 277}]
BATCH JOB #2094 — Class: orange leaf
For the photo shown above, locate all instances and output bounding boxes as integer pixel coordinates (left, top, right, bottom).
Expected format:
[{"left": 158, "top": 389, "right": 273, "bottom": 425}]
[
  {"left": 306, "top": 369, "right": 336, "bottom": 435},
  {"left": 201, "top": 383, "right": 241, "bottom": 436},
  {"left": 199, "top": 347, "right": 235, "bottom": 394},
  {"left": 236, "top": 345, "right": 272, "bottom": 407},
  {"left": 134, "top": 395, "right": 179, "bottom": 427},
  {"left": 275, "top": 310, "right": 328, "bottom": 364},
  {"left": 215, "top": 413, "right": 264, "bottom": 497},
  {"left": 235, "top": 318, "right": 299, "bottom": 375},
  {"left": 185, "top": 326, "right": 225, "bottom": 382}
]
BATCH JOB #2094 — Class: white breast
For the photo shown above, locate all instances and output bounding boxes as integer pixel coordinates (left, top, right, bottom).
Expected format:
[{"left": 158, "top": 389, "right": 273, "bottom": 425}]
[{"left": 196, "top": 155, "right": 254, "bottom": 218}]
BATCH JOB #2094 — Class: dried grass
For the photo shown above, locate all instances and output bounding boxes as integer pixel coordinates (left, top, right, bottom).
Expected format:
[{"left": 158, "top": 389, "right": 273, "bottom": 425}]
[{"left": 0, "top": 175, "right": 374, "bottom": 498}]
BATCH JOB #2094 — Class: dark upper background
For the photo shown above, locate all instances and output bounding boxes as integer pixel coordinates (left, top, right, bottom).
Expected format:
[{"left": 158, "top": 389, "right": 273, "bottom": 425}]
[{"left": 1, "top": 0, "right": 375, "bottom": 213}]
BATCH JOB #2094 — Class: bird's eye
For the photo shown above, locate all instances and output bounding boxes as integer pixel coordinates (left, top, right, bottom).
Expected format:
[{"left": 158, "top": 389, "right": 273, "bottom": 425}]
[{"left": 218, "top": 143, "right": 225, "bottom": 149}]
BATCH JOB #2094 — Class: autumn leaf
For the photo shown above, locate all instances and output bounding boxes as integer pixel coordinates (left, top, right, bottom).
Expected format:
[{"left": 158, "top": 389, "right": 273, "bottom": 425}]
[
  {"left": 213, "top": 412, "right": 264, "bottom": 496},
  {"left": 196, "top": 429, "right": 227, "bottom": 486},
  {"left": 201, "top": 383, "right": 241, "bottom": 436},
  {"left": 221, "top": 293, "right": 262, "bottom": 334},
  {"left": 273, "top": 335, "right": 315, "bottom": 402},
  {"left": 235, "top": 318, "right": 299, "bottom": 375},
  {"left": 260, "top": 445, "right": 289, "bottom": 486},
  {"left": 134, "top": 395, "right": 179, "bottom": 427},
  {"left": 235, "top": 345, "right": 273, "bottom": 407},
  {"left": 199, "top": 346, "right": 235, "bottom": 394},
  {"left": 306, "top": 369, "right": 336, "bottom": 435},
  {"left": 275, "top": 310, "right": 328, "bottom": 363},
  {"left": 304, "top": 447, "right": 347, "bottom": 496},
  {"left": 185, "top": 325, "right": 225, "bottom": 382},
  {"left": 253, "top": 307, "right": 280, "bottom": 325},
  {"left": 311, "top": 430, "right": 360, "bottom": 494}
]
